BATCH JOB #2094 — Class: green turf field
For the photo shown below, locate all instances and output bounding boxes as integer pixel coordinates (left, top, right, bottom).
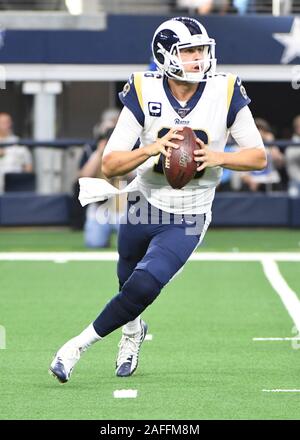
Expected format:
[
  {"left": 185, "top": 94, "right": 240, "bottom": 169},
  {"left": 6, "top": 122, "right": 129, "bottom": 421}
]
[
  {"left": 1, "top": 243, "right": 300, "bottom": 419},
  {"left": 0, "top": 227, "right": 300, "bottom": 252}
]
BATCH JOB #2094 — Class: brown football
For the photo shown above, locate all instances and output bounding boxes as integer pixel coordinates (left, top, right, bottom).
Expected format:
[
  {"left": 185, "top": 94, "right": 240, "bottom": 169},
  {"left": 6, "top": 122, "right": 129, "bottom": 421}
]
[{"left": 162, "top": 126, "right": 198, "bottom": 189}]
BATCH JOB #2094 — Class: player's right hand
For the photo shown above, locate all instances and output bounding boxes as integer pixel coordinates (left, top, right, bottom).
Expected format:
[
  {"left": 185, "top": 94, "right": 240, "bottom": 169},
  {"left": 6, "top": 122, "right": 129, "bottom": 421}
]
[{"left": 145, "top": 128, "right": 184, "bottom": 158}]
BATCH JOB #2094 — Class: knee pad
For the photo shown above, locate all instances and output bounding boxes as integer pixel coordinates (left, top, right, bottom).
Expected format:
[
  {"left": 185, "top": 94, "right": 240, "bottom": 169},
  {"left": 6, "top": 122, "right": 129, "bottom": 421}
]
[
  {"left": 93, "top": 269, "right": 163, "bottom": 337},
  {"left": 121, "top": 269, "right": 163, "bottom": 309}
]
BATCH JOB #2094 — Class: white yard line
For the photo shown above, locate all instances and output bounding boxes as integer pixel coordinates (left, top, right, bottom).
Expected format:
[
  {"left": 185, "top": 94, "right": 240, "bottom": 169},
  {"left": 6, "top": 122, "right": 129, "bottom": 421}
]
[
  {"left": 261, "top": 258, "right": 300, "bottom": 332},
  {"left": 113, "top": 389, "right": 137, "bottom": 398},
  {"left": 0, "top": 252, "right": 119, "bottom": 261},
  {"left": 262, "top": 389, "right": 300, "bottom": 393},
  {"left": 253, "top": 337, "right": 300, "bottom": 341},
  {"left": 0, "top": 251, "right": 299, "bottom": 261}
]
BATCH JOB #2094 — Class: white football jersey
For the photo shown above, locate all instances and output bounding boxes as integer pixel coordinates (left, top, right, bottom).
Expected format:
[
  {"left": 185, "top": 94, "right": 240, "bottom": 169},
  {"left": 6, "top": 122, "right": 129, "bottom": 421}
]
[{"left": 119, "top": 71, "right": 251, "bottom": 214}]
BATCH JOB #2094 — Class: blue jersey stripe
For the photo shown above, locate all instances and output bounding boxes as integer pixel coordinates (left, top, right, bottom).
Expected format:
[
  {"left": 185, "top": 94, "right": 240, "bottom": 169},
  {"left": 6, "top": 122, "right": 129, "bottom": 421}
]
[
  {"left": 227, "top": 77, "right": 251, "bottom": 128},
  {"left": 119, "top": 74, "right": 145, "bottom": 126}
]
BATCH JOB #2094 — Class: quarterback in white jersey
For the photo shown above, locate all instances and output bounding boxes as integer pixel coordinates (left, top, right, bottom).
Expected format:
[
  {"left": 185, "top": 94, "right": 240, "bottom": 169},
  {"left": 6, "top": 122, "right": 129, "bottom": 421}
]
[
  {"left": 104, "top": 69, "right": 261, "bottom": 214},
  {"left": 102, "top": 19, "right": 265, "bottom": 215},
  {"left": 49, "top": 17, "right": 267, "bottom": 384}
]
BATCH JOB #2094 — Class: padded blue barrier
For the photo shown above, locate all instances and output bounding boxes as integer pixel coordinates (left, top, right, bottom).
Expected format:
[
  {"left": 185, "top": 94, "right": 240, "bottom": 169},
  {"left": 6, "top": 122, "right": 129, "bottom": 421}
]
[
  {"left": 4, "top": 173, "right": 36, "bottom": 192},
  {"left": 0, "top": 193, "right": 70, "bottom": 226},
  {"left": 0, "top": 193, "right": 299, "bottom": 227},
  {"left": 289, "top": 197, "right": 300, "bottom": 227},
  {"left": 212, "top": 193, "right": 290, "bottom": 226}
]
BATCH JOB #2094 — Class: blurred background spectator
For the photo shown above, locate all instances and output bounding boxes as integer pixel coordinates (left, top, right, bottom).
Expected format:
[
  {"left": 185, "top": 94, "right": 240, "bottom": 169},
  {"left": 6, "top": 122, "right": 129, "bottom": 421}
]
[
  {"left": 176, "top": 0, "right": 214, "bottom": 14},
  {"left": 80, "top": 127, "right": 118, "bottom": 248},
  {"left": 174, "top": 0, "right": 297, "bottom": 14},
  {"left": 70, "top": 107, "right": 135, "bottom": 248},
  {"left": 239, "top": 118, "right": 285, "bottom": 192},
  {"left": 176, "top": 0, "right": 237, "bottom": 14},
  {"left": 93, "top": 108, "right": 120, "bottom": 142},
  {"left": 0, "top": 0, "right": 66, "bottom": 11},
  {"left": 0, "top": 112, "right": 33, "bottom": 193},
  {"left": 217, "top": 140, "right": 235, "bottom": 191},
  {"left": 286, "top": 115, "right": 300, "bottom": 197},
  {"left": 233, "top": 0, "right": 253, "bottom": 14},
  {"left": 69, "top": 108, "right": 120, "bottom": 232}
]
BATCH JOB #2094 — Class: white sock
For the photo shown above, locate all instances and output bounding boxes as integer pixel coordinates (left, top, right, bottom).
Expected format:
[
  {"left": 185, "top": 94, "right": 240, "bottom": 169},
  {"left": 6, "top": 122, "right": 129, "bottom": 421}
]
[
  {"left": 73, "top": 323, "right": 101, "bottom": 351},
  {"left": 123, "top": 317, "right": 141, "bottom": 335}
]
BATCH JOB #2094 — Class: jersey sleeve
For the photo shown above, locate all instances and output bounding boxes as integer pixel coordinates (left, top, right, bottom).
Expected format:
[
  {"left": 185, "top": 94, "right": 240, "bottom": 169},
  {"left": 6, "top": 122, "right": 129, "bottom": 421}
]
[
  {"left": 118, "top": 73, "right": 145, "bottom": 127},
  {"left": 227, "top": 74, "right": 251, "bottom": 128},
  {"left": 102, "top": 106, "right": 143, "bottom": 157},
  {"left": 229, "top": 106, "right": 265, "bottom": 150}
]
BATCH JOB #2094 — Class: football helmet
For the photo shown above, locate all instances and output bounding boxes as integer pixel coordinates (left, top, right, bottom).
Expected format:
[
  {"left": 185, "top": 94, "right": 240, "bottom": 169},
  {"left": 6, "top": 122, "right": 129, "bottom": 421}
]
[{"left": 151, "top": 17, "right": 216, "bottom": 83}]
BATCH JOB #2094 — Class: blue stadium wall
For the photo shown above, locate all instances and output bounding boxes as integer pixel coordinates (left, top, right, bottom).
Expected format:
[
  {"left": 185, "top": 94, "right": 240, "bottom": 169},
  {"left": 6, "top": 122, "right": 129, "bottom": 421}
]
[
  {"left": 0, "top": 193, "right": 299, "bottom": 227},
  {"left": 0, "top": 15, "right": 299, "bottom": 65}
]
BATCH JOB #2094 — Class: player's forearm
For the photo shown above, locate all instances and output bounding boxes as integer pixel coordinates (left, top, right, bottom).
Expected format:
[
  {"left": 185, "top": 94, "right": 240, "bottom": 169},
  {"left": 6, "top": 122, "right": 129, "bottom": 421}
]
[
  {"left": 101, "top": 147, "right": 151, "bottom": 178},
  {"left": 102, "top": 129, "right": 182, "bottom": 178},
  {"left": 219, "top": 148, "right": 267, "bottom": 171}
]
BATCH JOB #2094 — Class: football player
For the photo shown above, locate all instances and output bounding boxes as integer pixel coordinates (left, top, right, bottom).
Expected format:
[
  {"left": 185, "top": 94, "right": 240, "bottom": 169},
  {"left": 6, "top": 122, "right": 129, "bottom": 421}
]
[{"left": 49, "top": 17, "right": 266, "bottom": 383}]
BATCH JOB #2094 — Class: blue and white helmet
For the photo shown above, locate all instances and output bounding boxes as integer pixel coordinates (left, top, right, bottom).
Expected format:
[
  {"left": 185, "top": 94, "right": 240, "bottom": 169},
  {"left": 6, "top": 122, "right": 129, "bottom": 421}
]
[{"left": 152, "top": 17, "right": 216, "bottom": 83}]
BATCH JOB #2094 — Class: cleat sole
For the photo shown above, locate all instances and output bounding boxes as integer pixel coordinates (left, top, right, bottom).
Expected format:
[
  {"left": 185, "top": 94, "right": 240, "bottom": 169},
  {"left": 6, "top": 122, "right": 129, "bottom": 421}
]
[{"left": 48, "top": 367, "right": 68, "bottom": 384}]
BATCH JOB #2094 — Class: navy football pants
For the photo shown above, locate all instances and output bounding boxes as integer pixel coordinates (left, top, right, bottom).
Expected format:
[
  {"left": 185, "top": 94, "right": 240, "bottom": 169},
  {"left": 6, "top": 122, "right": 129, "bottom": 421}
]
[{"left": 93, "top": 199, "right": 207, "bottom": 337}]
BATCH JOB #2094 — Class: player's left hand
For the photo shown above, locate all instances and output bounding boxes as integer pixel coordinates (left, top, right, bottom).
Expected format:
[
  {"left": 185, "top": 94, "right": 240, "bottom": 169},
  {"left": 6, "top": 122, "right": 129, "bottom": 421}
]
[{"left": 194, "top": 138, "right": 221, "bottom": 171}]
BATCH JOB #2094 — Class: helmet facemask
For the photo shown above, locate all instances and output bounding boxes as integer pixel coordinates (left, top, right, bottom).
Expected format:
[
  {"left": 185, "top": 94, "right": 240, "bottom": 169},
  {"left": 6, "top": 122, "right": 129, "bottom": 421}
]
[{"left": 177, "top": 41, "right": 216, "bottom": 83}]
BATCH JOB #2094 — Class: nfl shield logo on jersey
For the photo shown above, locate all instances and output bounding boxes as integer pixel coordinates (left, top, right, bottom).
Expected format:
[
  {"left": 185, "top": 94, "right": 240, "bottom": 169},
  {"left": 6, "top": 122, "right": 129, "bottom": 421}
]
[
  {"left": 177, "top": 107, "right": 191, "bottom": 119},
  {"left": 148, "top": 102, "right": 162, "bottom": 117}
]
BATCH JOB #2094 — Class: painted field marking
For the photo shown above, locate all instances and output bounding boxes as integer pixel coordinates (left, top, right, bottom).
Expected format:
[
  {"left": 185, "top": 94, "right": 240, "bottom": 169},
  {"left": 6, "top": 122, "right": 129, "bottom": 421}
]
[
  {"left": 0, "top": 252, "right": 300, "bottom": 261},
  {"left": 261, "top": 258, "right": 300, "bottom": 332},
  {"left": 0, "top": 325, "right": 6, "bottom": 349},
  {"left": 113, "top": 389, "right": 137, "bottom": 398},
  {"left": 0, "top": 252, "right": 119, "bottom": 261},
  {"left": 253, "top": 337, "right": 300, "bottom": 341},
  {"left": 262, "top": 389, "right": 300, "bottom": 393},
  {"left": 259, "top": 259, "right": 300, "bottom": 393},
  {"left": 145, "top": 334, "right": 153, "bottom": 341}
]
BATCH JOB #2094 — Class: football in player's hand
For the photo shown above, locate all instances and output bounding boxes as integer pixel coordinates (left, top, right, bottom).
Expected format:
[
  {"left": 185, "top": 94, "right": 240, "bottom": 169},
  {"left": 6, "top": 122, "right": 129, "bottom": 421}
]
[{"left": 163, "top": 126, "right": 198, "bottom": 189}]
